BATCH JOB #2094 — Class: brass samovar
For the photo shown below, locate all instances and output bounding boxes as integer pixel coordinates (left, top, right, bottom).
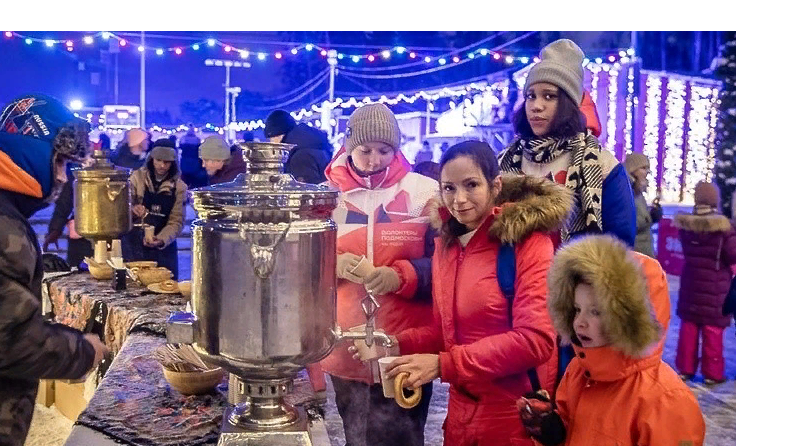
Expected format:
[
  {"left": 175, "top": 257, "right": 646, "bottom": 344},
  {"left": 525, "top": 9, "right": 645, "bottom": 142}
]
[{"left": 73, "top": 148, "right": 132, "bottom": 261}]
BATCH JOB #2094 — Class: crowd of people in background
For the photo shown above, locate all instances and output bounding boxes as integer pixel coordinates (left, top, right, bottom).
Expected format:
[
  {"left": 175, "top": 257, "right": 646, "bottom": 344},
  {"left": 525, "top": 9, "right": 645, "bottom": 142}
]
[{"left": 0, "top": 37, "right": 737, "bottom": 446}]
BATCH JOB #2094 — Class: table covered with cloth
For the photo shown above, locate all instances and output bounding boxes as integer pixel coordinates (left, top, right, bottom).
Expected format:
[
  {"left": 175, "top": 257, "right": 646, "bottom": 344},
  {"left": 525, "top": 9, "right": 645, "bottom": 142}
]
[{"left": 44, "top": 272, "right": 327, "bottom": 446}]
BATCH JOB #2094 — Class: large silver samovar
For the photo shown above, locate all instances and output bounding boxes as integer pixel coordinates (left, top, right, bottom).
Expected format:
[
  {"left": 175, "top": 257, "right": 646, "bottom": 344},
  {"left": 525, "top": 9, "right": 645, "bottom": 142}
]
[{"left": 167, "top": 142, "right": 392, "bottom": 445}]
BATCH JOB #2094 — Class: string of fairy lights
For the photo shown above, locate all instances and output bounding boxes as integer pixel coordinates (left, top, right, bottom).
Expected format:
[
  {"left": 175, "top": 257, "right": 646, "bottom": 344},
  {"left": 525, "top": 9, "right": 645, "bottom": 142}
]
[
  {"left": 3, "top": 31, "right": 636, "bottom": 70},
  {"left": 7, "top": 30, "right": 722, "bottom": 204}
]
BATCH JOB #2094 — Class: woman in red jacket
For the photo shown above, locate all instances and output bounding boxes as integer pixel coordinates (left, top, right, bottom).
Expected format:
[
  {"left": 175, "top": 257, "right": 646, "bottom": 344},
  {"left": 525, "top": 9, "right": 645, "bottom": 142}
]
[{"left": 379, "top": 140, "right": 572, "bottom": 445}]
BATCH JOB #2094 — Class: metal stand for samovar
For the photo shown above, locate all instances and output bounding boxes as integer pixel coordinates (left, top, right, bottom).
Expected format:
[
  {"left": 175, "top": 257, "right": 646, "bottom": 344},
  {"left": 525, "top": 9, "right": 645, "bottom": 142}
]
[{"left": 217, "top": 293, "right": 391, "bottom": 446}]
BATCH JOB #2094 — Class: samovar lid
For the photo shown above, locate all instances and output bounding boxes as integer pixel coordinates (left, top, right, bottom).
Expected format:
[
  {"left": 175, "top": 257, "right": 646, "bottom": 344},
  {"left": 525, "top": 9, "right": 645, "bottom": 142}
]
[
  {"left": 74, "top": 149, "right": 131, "bottom": 180},
  {"left": 191, "top": 142, "right": 339, "bottom": 215}
]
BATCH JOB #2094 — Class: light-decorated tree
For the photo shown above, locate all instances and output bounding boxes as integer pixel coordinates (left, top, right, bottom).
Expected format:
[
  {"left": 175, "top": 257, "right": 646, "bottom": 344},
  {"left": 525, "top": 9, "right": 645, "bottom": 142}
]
[{"left": 711, "top": 32, "right": 736, "bottom": 218}]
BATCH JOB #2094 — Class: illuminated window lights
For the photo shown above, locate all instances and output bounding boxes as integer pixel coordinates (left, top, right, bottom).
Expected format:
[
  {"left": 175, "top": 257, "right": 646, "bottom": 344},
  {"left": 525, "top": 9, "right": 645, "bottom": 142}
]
[
  {"left": 661, "top": 79, "right": 687, "bottom": 203},
  {"left": 682, "top": 85, "right": 715, "bottom": 203},
  {"left": 707, "top": 88, "right": 720, "bottom": 181},
  {"left": 606, "top": 66, "right": 619, "bottom": 154},
  {"left": 623, "top": 67, "right": 635, "bottom": 155},
  {"left": 643, "top": 75, "right": 662, "bottom": 203},
  {"left": 589, "top": 66, "right": 600, "bottom": 104}
]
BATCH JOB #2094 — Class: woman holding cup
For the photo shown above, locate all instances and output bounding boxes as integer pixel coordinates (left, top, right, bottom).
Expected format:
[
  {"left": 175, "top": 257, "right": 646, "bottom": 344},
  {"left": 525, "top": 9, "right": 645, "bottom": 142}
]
[
  {"left": 356, "top": 141, "right": 570, "bottom": 445},
  {"left": 318, "top": 103, "right": 438, "bottom": 446}
]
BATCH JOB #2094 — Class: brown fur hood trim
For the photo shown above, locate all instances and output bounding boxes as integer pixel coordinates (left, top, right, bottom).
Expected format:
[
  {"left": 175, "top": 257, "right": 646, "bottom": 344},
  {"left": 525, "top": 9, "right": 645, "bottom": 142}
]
[
  {"left": 547, "top": 235, "right": 662, "bottom": 358},
  {"left": 673, "top": 212, "right": 732, "bottom": 233},
  {"left": 428, "top": 174, "right": 574, "bottom": 246}
]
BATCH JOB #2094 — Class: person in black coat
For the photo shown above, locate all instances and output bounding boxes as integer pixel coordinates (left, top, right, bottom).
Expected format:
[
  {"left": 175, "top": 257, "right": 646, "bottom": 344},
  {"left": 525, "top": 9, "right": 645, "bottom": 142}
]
[{"left": 264, "top": 110, "right": 333, "bottom": 184}]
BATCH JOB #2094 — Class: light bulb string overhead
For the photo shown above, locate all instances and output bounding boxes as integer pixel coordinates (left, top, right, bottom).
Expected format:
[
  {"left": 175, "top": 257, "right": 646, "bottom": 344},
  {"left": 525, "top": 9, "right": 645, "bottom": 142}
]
[
  {"left": 3, "top": 30, "right": 632, "bottom": 69},
  {"left": 336, "top": 31, "right": 509, "bottom": 72}
]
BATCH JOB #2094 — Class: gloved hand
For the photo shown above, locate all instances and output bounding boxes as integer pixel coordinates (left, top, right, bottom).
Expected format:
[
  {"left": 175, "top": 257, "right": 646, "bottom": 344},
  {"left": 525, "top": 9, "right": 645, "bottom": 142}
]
[
  {"left": 516, "top": 390, "right": 566, "bottom": 445},
  {"left": 337, "top": 253, "right": 364, "bottom": 283},
  {"left": 43, "top": 230, "right": 62, "bottom": 252},
  {"left": 363, "top": 266, "right": 401, "bottom": 296}
]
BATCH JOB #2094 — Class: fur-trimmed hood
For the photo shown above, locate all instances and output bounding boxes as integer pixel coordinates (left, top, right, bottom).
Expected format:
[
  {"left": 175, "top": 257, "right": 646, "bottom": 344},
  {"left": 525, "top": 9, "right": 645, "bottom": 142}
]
[
  {"left": 547, "top": 235, "right": 662, "bottom": 358},
  {"left": 673, "top": 212, "right": 732, "bottom": 233},
  {"left": 428, "top": 174, "right": 574, "bottom": 246}
]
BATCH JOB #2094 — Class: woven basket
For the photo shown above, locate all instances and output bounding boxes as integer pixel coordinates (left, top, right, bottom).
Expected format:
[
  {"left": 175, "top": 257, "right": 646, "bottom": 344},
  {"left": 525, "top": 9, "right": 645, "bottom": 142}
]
[
  {"left": 162, "top": 365, "right": 223, "bottom": 395},
  {"left": 137, "top": 267, "right": 173, "bottom": 286},
  {"left": 85, "top": 258, "right": 114, "bottom": 280}
]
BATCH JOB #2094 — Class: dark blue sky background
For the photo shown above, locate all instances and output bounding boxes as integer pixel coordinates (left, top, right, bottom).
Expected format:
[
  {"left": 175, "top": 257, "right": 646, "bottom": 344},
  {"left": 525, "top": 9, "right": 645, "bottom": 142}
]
[
  {"left": 1, "top": 31, "right": 299, "bottom": 116},
  {"left": 0, "top": 31, "right": 724, "bottom": 124}
]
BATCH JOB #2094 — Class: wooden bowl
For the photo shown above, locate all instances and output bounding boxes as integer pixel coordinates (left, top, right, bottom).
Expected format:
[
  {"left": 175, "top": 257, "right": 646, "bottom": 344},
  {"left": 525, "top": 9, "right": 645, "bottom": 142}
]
[
  {"left": 162, "top": 365, "right": 223, "bottom": 395},
  {"left": 178, "top": 281, "right": 191, "bottom": 297},
  {"left": 137, "top": 267, "right": 173, "bottom": 286},
  {"left": 84, "top": 257, "right": 114, "bottom": 280}
]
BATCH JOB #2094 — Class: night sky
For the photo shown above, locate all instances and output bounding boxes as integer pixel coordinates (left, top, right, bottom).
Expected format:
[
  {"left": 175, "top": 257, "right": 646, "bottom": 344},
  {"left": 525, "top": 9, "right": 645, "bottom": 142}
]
[{"left": 0, "top": 31, "right": 296, "bottom": 117}]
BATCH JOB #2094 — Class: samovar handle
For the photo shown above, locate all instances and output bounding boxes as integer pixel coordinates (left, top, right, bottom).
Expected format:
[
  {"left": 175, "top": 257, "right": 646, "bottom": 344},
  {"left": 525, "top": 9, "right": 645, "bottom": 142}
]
[
  {"left": 240, "top": 222, "right": 291, "bottom": 279},
  {"left": 105, "top": 178, "right": 125, "bottom": 202}
]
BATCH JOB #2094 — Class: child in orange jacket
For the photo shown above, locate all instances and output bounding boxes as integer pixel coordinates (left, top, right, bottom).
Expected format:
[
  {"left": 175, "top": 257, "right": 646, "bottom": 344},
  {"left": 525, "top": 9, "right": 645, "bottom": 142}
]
[{"left": 517, "top": 235, "right": 705, "bottom": 446}]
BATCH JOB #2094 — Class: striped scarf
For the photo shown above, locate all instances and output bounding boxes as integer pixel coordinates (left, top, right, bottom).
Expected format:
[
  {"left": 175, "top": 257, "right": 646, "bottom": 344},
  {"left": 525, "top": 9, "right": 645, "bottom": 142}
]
[{"left": 498, "top": 133, "right": 604, "bottom": 241}]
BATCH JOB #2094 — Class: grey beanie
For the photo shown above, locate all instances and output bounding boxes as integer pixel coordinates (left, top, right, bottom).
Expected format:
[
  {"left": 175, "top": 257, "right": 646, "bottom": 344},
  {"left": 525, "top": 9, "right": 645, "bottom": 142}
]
[
  {"left": 149, "top": 145, "right": 176, "bottom": 161},
  {"left": 199, "top": 135, "right": 231, "bottom": 160},
  {"left": 525, "top": 39, "right": 585, "bottom": 105},
  {"left": 345, "top": 103, "right": 401, "bottom": 151}
]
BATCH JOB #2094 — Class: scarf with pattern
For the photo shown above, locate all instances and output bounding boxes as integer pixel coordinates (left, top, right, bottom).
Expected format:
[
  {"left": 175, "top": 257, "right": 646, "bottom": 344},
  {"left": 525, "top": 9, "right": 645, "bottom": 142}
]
[{"left": 498, "top": 132, "right": 604, "bottom": 241}]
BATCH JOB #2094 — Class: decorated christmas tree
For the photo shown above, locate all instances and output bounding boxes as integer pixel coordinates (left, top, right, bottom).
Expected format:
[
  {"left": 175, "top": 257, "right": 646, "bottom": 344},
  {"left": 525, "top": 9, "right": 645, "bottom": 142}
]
[{"left": 711, "top": 32, "right": 736, "bottom": 217}]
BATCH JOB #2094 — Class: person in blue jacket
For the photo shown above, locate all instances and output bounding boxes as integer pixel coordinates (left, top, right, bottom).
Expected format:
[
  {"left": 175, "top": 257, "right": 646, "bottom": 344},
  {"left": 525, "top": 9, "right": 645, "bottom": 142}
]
[{"left": 498, "top": 39, "right": 635, "bottom": 247}]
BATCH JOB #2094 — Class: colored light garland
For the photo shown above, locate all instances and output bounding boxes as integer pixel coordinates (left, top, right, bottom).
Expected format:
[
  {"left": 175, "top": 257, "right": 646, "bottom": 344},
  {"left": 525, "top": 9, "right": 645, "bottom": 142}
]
[
  {"left": 590, "top": 65, "right": 600, "bottom": 105},
  {"left": 707, "top": 88, "right": 720, "bottom": 181}
]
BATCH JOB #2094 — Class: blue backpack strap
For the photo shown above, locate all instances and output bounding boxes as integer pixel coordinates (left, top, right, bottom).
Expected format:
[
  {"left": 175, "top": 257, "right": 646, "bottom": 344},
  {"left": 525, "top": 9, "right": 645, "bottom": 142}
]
[
  {"left": 497, "top": 243, "right": 542, "bottom": 393},
  {"left": 497, "top": 243, "right": 517, "bottom": 301}
]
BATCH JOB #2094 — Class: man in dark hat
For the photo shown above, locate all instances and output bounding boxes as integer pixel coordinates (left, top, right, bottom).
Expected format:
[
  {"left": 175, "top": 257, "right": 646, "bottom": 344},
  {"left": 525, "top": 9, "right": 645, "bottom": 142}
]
[{"left": 264, "top": 110, "right": 333, "bottom": 184}]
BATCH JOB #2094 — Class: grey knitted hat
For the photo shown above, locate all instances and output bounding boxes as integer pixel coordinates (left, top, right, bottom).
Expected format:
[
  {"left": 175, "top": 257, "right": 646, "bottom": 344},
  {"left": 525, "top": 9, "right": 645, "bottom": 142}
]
[
  {"left": 525, "top": 39, "right": 585, "bottom": 105},
  {"left": 149, "top": 145, "right": 176, "bottom": 161},
  {"left": 345, "top": 103, "right": 401, "bottom": 151},
  {"left": 199, "top": 135, "right": 231, "bottom": 160}
]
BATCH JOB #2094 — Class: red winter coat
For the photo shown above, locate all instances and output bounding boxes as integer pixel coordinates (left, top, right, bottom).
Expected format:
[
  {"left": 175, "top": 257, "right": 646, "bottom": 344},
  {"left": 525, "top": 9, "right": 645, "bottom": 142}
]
[
  {"left": 673, "top": 211, "right": 736, "bottom": 327},
  {"left": 398, "top": 175, "right": 573, "bottom": 446},
  {"left": 546, "top": 235, "right": 705, "bottom": 446},
  {"left": 319, "top": 147, "right": 439, "bottom": 384}
]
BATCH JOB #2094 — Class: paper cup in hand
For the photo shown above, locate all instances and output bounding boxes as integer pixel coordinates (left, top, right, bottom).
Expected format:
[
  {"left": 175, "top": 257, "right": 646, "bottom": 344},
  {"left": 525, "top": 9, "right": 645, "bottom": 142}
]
[
  {"left": 377, "top": 356, "right": 423, "bottom": 409},
  {"left": 348, "top": 255, "right": 375, "bottom": 279},
  {"left": 143, "top": 225, "right": 155, "bottom": 244},
  {"left": 378, "top": 356, "right": 399, "bottom": 398}
]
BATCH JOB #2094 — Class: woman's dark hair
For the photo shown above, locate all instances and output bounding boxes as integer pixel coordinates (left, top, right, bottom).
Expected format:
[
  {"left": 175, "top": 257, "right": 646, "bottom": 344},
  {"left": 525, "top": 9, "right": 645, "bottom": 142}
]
[
  {"left": 512, "top": 87, "right": 586, "bottom": 139},
  {"left": 438, "top": 141, "right": 501, "bottom": 239},
  {"left": 439, "top": 140, "right": 500, "bottom": 185}
]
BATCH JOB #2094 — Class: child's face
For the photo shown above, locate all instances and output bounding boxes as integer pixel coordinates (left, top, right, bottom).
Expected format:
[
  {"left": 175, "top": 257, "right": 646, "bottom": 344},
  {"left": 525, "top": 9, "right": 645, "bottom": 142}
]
[{"left": 573, "top": 283, "right": 608, "bottom": 348}]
